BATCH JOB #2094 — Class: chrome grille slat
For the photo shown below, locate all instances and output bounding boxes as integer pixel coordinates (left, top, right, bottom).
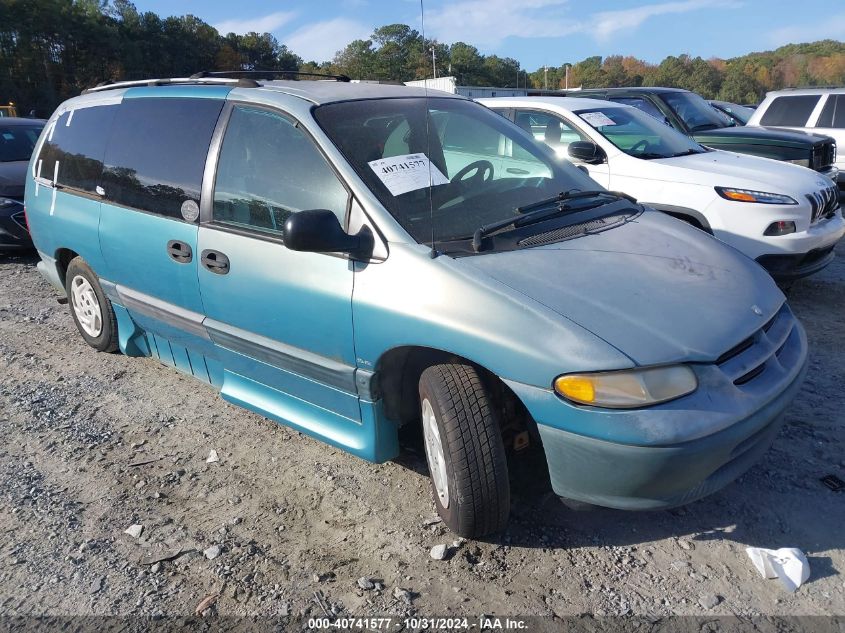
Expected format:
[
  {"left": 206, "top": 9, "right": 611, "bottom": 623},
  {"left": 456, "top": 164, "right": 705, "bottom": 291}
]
[{"left": 807, "top": 185, "right": 840, "bottom": 224}]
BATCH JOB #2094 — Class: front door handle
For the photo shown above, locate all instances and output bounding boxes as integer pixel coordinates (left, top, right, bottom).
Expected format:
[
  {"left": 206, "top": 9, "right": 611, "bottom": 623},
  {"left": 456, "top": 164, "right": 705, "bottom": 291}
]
[
  {"left": 506, "top": 167, "right": 530, "bottom": 175},
  {"left": 167, "top": 240, "right": 193, "bottom": 263},
  {"left": 201, "top": 249, "right": 230, "bottom": 275}
]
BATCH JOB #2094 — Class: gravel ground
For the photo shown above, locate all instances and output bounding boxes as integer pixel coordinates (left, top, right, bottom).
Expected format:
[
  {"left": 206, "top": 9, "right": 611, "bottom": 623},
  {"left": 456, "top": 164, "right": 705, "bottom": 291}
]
[{"left": 0, "top": 243, "right": 843, "bottom": 622}]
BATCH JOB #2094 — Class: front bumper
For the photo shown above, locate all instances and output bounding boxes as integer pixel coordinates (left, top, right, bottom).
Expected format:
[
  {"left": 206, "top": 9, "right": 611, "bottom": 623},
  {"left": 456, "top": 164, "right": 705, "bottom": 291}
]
[
  {"left": 0, "top": 201, "right": 33, "bottom": 250},
  {"left": 756, "top": 244, "right": 837, "bottom": 281},
  {"left": 537, "top": 359, "right": 806, "bottom": 509},
  {"left": 511, "top": 306, "right": 808, "bottom": 510}
]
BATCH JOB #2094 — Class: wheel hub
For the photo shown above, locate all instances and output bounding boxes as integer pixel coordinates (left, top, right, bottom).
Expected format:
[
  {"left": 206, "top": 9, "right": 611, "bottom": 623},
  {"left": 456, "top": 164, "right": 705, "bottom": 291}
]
[
  {"left": 70, "top": 275, "right": 103, "bottom": 337},
  {"left": 421, "top": 398, "right": 449, "bottom": 508}
]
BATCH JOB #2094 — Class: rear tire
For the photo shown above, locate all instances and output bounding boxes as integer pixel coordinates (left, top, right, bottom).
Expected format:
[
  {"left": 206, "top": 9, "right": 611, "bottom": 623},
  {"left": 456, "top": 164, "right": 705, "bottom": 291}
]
[
  {"left": 65, "top": 257, "right": 119, "bottom": 353},
  {"left": 419, "top": 363, "right": 510, "bottom": 537}
]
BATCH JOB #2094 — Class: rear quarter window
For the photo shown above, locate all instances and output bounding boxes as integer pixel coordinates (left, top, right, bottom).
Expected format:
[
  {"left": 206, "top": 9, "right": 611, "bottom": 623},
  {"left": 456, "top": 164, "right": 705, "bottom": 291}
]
[
  {"left": 816, "top": 95, "right": 845, "bottom": 129},
  {"left": 37, "top": 106, "right": 116, "bottom": 192},
  {"left": 759, "top": 95, "right": 820, "bottom": 127},
  {"left": 101, "top": 98, "right": 223, "bottom": 220}
]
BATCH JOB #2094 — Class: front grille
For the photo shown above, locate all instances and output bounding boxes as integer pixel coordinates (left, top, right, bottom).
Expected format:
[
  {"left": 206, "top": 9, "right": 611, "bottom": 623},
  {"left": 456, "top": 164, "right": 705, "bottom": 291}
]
[
  {"left": 806, "top": 185, "right": 840, "bottom": 224},
  {"left": 517, "top": 214, "right": 630, "bottom": 247},
  {"left": 812, "top": 141, "right": 836, "bottom": 171},
  {"left": 10, "top": 211, "right": 27, "bottom": 232},
  {"left": 715, "top": 304, "right": 796, "bottom": 388}
]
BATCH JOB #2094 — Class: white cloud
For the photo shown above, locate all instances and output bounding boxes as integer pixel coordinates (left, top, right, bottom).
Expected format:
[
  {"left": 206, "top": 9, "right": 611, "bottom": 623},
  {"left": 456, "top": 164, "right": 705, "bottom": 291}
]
[
  {"left": 425, "top": 0, "right": 582, "bottom": 49},
  {"left": 215, "top": 11, "right": 297, "bottom": 35},
  {"left": 593, "top": 0, "right": 741, "bottom": 41},
  {"left": 769, "top": 12, "right": 845, "bottom": 47},
  {"left": 283, "top": 18, "right": 373, "bottom": 62}
]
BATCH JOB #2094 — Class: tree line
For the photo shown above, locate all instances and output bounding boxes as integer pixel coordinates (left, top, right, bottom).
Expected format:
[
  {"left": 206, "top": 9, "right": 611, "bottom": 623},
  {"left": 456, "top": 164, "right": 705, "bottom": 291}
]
[{"left": 2, "top": 0, "right": 844, "bottom": 116}]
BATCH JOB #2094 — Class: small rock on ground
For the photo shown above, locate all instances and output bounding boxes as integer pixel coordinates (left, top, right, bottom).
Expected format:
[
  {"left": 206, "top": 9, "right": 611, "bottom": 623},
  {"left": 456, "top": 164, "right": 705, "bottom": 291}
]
[{"left": 124, "top": 524, "right": 143, "bottom": 538}]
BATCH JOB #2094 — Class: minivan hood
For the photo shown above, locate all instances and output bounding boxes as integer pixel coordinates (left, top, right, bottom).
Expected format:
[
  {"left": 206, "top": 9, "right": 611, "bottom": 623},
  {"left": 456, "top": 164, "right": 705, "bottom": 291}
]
[
  {"left": 646, "top": 149, "right": 826, "bottom": 191},
  {"left": 694, "top": 125, "right": 833, "bottom": 148},
  {"left": 461, "top": 210, "right": 783, "bottom": 366},
  {"left": 0, "top": 161, "right": 28, "bottom": 199}
]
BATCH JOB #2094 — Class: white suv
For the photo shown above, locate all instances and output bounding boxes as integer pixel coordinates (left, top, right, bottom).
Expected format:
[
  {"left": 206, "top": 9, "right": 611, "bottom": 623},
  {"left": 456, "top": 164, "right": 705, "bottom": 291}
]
[
  {"left": 747, "top": 88, "right": 845, "bottom": 192},
  {"left": 478, "top": 96, "right": 845, "bottom": 281}
]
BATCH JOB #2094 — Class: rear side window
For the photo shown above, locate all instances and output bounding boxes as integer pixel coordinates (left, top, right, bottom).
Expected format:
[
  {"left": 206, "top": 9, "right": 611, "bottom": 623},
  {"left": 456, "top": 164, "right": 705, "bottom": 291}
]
[
  {"left": 759, "top": 95, "right": 820, "bottom": 127},
  {"left": 817, "top": 95, "right": 845, "bottom": 128},
  {"left": 37, "top": 106, "right": 115, "bottom": 192},
  {"left": 101, "top": 98, "right": 223, "bottom": 220},
  {"left": 1, "top": 123, "right": 44, "bottom": 163}
]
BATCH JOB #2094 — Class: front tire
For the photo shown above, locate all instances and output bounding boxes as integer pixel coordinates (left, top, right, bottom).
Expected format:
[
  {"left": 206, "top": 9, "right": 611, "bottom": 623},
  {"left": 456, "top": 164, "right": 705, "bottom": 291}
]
[
  {"left": 419, "top": 363, "right": 510, "bottom": 537},
  {"left": 65, "top": 257, "right": 118, "bottom": 353}
]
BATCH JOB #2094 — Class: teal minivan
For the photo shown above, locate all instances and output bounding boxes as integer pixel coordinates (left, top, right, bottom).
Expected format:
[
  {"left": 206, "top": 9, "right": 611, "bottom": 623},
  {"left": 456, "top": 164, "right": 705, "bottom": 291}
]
[{"left": 25, "top": 74, "right": 808, "bottom": 537}]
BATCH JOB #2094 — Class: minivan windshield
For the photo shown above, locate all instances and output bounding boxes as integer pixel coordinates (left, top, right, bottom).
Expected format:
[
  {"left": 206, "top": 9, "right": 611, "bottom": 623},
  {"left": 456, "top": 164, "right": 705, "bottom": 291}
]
[
  {"left": 0, "top": 124, "right": 44, "bottom": 162},
  {"left": 314, "top": 97, "right": 606, "bottom": 245},
  {"left": 661, "top": 91, "right": 733, "bottom": 132},
  {"left": 574, "top": 106, "right": 707, "bottom": 159}
]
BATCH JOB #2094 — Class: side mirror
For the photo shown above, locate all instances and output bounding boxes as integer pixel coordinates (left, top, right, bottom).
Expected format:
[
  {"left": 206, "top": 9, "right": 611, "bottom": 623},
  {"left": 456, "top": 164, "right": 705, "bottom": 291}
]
[
  {"left": 284, "top": 209, "right": 366, "bottom": 256},
  {"left": 568, "top": 141, "right": 606, "bottom": 164}
]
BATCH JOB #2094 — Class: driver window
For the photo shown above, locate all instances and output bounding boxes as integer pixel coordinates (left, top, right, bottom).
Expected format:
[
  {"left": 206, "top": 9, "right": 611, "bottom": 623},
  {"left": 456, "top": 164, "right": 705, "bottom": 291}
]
[
  {"left": 213, "top": 106, "right": 348, "bottom": 236},
  {"left": 513, "top": 110, "right": 585, "bottom": 156}
]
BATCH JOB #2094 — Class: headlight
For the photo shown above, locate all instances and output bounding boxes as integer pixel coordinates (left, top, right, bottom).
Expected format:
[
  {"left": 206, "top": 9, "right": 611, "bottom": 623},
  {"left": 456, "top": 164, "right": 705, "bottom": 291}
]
[
  {"left": 715, "top": 187, "right": 797, "bottom": 205},
  {"left": 787, "top": 158, "right": 811, "bottom": 167},
  {"left": 554, "top": 365, "right": 698, "bottom": 408}
]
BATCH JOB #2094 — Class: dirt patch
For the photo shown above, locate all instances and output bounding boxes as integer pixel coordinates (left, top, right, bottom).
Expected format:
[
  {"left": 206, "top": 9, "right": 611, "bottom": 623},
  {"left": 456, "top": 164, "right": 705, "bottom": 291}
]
[{"left": 0, "top": 244, "right": 843, "bottom": 619}]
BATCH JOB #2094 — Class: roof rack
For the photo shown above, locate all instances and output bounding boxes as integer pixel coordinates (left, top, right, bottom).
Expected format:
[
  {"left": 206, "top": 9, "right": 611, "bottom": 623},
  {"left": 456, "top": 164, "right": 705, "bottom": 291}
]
[
  {"left": 83, "top": 69, "right": 351, "bottom": 94},
  {"left": 776, "top": 85, "right": 844, "bottom": 91},
  {"left": 190, "top": 70, "right": 351, "bottom": 83},
  {"left": 82, "top": 76, "right": 251, "bottom": 94}
]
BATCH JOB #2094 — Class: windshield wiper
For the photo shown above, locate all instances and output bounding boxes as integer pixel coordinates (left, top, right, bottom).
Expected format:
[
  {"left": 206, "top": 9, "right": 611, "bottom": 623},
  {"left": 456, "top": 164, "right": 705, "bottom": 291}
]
[
  {"left": 668, "top": 149, "right": 702, "bottom": 158},
  {"left": 632, "top": 152, "right": 670, "bottom": 160},
  {"left": 471, "top": 190, "right": 637, "bottom": 253}
]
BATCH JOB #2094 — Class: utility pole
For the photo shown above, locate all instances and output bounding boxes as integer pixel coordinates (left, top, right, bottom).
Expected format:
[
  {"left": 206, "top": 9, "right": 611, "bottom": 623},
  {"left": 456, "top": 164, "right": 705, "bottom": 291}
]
[
  {"left": 565, "top": 64, "right": 570, "bottom": 90},
  {"left": 544, "top": 65, "right": 548, "bottom": 90},
  {"left": 430, "top": 47, "right": 437, "bottom": 79}
]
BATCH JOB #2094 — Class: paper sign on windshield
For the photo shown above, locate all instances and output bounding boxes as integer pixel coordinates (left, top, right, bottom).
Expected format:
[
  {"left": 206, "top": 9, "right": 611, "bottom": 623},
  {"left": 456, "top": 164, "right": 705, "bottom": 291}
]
[
  {"left": 580, "top": 112, "right": 616, "bottom": 128},
  {"left": 368, "top": 153, "right": 449, "bottom": 197}
]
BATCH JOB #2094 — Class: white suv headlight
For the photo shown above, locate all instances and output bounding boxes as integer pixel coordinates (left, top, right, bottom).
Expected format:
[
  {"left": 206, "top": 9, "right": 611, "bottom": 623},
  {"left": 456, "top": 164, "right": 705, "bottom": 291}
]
[
  {"left": 554, "top": 366, "right": 697, "bottom": 408},
  {"left": 715, "top": 187, "right": 797, "bottom": 205}
]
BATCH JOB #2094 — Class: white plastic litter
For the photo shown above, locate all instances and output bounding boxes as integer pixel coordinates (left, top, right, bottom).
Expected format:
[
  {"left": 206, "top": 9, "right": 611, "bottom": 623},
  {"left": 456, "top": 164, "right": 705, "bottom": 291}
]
[
  {"left": 206, "top": 449, "right": 219, "bottom": 463},
  {"left": 746, "top": 547, "right": 810, "bottom": 592}
]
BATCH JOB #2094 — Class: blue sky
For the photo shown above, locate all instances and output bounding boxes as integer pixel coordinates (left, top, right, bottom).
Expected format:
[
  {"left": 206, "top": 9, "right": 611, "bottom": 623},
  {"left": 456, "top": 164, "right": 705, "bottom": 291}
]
[{"left": 132, "top": 0, "right": 845, "bottom": 69}]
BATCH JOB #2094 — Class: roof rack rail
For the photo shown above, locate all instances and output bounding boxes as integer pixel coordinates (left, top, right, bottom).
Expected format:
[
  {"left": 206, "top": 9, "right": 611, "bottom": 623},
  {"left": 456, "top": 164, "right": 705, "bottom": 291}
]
[
  {"left": 190, "top": 70, "right": 352, "bottom": 82},
  {"left": 82, "top": 76, "right": 253, "bottom": 94},
  {"left": 777, "top": 85, "right": 843, "bottom": 91},
  {"left": 82, "top": 69, "right": 352, "bottom": 95}
]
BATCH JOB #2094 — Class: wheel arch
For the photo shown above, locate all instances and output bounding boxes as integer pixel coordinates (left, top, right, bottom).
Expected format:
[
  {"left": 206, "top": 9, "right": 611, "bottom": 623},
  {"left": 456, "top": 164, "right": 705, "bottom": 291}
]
[
  {"left": 645, "top": 203, "right": 713, "bottom": 234},
  {"left": 54, "top": 247, "right": 81, "bottom": 286},
  {"left": 374, "top": 344, "right": 539, "bottom": 442}
]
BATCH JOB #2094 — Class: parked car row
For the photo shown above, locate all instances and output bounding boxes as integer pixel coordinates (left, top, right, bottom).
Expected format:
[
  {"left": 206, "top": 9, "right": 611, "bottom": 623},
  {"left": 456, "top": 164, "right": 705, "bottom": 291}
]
[
  {"left": 13, "top": 75, "right": 842, "bottom": 537},
  {"left": 480, "top": 96, "right": 844, "bottom": 281}
]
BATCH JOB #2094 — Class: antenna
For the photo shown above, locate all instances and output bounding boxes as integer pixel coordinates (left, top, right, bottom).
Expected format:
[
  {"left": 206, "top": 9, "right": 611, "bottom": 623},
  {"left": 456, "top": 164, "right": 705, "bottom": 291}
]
[{"left": 420, "top": 0, "right": 437, "bottom": 258}]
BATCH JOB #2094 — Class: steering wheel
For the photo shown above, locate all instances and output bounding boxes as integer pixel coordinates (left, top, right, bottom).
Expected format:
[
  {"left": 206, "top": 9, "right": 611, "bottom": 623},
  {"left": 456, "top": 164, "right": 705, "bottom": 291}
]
[
  {"left": 629, "top": 139, "right": 650, "bottom": 154},
  {"left": 450, "top": 160, "right": 494, "bottom": 188}
]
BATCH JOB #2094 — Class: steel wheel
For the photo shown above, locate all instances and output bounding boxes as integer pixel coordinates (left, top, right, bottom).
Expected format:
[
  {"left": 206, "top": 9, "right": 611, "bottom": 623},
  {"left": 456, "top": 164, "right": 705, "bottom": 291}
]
[{"left": 70, "top": 274, "right": 103, "bottom": 337}]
